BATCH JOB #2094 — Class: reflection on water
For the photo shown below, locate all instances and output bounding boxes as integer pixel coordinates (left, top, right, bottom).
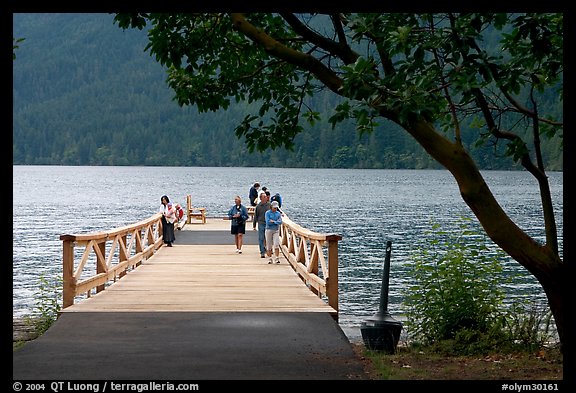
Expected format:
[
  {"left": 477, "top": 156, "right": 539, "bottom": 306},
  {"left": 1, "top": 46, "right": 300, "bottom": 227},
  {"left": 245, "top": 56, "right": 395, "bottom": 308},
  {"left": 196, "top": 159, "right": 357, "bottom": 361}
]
[{"left": 13, "top": 166, "right": 563, "bottom": 342}]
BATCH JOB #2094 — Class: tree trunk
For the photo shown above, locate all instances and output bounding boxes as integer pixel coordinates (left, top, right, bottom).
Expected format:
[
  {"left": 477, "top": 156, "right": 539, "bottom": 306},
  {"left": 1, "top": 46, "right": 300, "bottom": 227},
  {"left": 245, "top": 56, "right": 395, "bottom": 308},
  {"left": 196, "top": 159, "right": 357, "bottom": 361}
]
[{"left": 405, "top": 119, "right": 565, "bottom": 352}]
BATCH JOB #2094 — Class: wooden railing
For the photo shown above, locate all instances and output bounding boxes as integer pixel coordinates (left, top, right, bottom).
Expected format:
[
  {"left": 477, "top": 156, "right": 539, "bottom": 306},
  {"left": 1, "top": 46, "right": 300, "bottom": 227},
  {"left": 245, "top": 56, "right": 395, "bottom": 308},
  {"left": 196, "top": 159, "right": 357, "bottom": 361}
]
[
  {"left": 59, "top": 212, "right": 342, "bottom": 316},
  {"left": 60, "top": 213, "right": 164, "bottom": 308},
  {"left": 279, "top": 215, "right": 342, "bottom": 315}
]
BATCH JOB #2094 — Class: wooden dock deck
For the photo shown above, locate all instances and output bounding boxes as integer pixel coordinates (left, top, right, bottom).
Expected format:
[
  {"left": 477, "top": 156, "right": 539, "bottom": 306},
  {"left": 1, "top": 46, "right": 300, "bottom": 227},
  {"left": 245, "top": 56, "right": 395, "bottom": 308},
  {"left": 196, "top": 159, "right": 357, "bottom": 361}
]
[{"left": 60, "top": 217, "right": 337, "bottom": 315}]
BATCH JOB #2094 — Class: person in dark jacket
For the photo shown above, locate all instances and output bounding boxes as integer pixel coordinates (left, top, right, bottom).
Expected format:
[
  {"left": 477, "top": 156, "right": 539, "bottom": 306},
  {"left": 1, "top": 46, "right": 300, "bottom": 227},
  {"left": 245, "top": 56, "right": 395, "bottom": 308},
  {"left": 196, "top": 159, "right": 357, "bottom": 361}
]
[
  {"left": 270, "top": 192, "right": 282, "bottom": 208},
  {"left": 248, "top": 182, "right": 260, "bottom": 207},
  {"left": 252, "top": 191, "right": 271, "bottom": 258}
]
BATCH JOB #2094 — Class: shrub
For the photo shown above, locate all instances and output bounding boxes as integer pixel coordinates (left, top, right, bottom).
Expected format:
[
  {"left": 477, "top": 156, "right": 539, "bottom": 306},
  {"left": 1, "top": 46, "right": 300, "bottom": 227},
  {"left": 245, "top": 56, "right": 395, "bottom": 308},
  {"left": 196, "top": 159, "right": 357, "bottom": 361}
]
[
  {"left": 25, "top": 274, "right": 62, "bottom": 335},
  {"left": 402, "top": 217, "right": 508, "bottom": 347}
]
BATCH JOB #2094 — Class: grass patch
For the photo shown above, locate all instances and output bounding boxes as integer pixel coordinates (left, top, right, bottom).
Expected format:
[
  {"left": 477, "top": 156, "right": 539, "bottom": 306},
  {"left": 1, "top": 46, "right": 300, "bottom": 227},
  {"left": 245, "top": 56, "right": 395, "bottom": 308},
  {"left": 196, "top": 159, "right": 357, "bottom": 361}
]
[{"left": 353, "top": 342, "right": 563, "bottom": 380}]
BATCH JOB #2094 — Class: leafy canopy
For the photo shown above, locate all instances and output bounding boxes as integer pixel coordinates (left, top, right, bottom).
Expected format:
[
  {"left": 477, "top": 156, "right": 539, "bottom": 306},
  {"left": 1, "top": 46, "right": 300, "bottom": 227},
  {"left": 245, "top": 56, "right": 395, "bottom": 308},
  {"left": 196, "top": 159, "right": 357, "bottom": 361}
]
[{"left": 113, "top": 13, "right": 562, "bottom": 162}]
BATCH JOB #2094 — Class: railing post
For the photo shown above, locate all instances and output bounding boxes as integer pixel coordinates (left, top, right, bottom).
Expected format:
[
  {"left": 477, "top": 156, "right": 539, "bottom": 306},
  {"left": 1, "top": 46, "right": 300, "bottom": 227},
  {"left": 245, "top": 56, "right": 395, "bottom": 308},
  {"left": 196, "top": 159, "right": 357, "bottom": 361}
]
[
  {"left": 96, "top": 242, "right": 107, "bottom": 292},
  {"left": 134, "top": 230, "right": 141, "bottom": 259},
  {"left": 62, "top": 238, "right": 75, "bottom": 309},
  {"left": 149, "top": 217, "right": 159, "bottom": 248},
  {"left": 326, "top": 237, "right": 339, "bottom": 319},
  {"left": 118, "top": 234, "right": 129, "bottom": 276}
]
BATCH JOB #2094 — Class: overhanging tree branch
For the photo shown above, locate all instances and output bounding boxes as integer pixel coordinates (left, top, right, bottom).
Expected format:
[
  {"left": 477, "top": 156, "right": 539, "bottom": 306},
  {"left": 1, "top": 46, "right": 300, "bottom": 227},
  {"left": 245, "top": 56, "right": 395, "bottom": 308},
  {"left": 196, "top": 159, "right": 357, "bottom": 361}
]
[
  {"left": 279, "top": 13, "right": 359, "bottom": 66},
  {"left": 230, "top": 13, "right": 343, "bottom": 94}
]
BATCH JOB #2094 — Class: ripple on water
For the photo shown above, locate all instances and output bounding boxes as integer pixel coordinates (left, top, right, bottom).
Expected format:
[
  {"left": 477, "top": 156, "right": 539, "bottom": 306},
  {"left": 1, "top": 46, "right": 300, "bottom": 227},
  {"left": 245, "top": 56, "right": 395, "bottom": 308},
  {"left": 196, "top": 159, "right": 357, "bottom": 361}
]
[{"left": 13, "top": 166, "right": 562, "bottom": 341}]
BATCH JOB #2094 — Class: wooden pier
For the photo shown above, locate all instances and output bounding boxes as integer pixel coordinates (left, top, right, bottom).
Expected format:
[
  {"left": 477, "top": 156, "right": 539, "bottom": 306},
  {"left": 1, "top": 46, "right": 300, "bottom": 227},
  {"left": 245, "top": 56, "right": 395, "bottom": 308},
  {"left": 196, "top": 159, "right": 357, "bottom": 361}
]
[
  {"left": 13, "top": 207, "right": 373, "bottom": 381},
  {"left": 59, "top": 206, "right": 342, "bottom": 319}
]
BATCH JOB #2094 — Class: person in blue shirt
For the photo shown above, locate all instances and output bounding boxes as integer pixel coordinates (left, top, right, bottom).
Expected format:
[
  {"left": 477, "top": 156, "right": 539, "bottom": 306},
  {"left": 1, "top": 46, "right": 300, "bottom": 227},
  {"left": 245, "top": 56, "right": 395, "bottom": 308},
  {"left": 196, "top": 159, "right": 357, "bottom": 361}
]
[
  {"left": 228, "top": 195, "right": 249, "bottom": 254},
  {"left": 265, "top": 201, "right": 283, "bottom": 264}
]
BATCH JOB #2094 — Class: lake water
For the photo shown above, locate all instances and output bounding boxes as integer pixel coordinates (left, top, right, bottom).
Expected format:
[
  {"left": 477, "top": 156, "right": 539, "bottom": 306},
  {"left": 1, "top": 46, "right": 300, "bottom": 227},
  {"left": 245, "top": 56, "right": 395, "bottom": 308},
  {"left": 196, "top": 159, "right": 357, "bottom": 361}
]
[{"left": 12, "top": 165, "right": 563, "bottom": 342}]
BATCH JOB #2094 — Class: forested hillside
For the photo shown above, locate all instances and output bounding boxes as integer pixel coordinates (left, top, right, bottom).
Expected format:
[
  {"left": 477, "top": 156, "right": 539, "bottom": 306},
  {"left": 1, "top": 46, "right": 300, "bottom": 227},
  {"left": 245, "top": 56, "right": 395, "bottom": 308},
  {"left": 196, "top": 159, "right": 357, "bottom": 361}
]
[{"left": 12, "top": 13, "right": 563, "bottom": 170}]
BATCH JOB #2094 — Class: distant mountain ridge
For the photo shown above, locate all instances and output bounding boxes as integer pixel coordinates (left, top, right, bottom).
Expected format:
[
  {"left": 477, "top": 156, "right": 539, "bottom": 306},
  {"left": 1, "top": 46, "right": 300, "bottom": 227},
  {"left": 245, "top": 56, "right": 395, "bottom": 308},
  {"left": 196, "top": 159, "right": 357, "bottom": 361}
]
[{"left": 12, "top": 13, "right": 563, "bottom": 170}]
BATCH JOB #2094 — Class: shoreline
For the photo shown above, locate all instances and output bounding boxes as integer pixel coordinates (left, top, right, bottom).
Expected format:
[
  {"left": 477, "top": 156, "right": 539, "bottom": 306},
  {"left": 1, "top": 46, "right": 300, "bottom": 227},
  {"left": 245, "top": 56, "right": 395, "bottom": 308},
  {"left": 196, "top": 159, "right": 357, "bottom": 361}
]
[{"left": 13, "top": 316, "right": 41, "bottom": 342}]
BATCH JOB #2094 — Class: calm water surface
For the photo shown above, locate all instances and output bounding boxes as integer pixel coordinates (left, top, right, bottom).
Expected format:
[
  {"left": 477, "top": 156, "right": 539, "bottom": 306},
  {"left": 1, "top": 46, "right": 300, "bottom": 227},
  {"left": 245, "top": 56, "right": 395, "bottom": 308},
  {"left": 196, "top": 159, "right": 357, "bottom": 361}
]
[{"left": 12, "top": 166, "right": 563, "bottom": 342}]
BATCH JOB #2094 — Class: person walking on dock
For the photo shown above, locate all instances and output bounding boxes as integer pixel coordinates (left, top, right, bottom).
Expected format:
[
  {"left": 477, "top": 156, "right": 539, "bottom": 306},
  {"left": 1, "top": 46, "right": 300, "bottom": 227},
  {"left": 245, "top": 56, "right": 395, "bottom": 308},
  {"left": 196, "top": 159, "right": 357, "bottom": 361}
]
[
  {"left": 159, "top": 195, "right": 176, "bottom": 247},
  {"left": 265, "top": 200, "right": 283, "bottom": 264},
  {"left": 248, "top": 182, "right": 260, "bottom": 207},
  {"left": 252, "top": 191, "right": 270, "bottom": 258},
  {"left": 228, "top": 195, "right": 249, "bottom": 254}
]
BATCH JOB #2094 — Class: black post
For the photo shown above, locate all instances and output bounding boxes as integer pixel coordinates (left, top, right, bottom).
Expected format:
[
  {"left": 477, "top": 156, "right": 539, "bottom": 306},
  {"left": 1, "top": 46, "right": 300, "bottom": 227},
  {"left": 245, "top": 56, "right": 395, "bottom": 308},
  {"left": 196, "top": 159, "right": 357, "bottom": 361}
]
[
  {"left": 360, "top": 240, "right": 403, "bottom": 353},
  {"left": 378, "top": 240, "right": 392, "bottom": 315}
]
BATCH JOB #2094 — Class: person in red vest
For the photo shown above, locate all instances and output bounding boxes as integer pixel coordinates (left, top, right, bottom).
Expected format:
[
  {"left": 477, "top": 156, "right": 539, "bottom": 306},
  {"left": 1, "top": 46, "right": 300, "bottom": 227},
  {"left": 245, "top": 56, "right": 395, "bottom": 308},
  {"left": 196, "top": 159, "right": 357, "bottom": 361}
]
[{"left": 175, "top": 203, "right": 185, "bottom": 226}]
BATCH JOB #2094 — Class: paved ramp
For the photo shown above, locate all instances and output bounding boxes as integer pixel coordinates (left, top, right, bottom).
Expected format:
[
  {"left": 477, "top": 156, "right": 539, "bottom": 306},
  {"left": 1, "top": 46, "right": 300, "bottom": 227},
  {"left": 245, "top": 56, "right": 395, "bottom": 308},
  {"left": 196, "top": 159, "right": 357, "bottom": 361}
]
[{"left": 13, "top": 312, "right": 367, "bottom": 380}]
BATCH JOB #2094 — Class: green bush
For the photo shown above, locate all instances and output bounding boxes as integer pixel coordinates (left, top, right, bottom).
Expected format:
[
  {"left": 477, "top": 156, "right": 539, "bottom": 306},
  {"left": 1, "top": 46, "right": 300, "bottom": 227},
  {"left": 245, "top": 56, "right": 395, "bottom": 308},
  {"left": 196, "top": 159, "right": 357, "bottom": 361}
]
[
  {"left": 25, "top": 274, "right": 62, "bottom": 335},
  {"left": 402, "top": 217, "right": 508, "bottom": 346},
  {"left": 401, "top": 217, "right": 558, "bottom": 355}
]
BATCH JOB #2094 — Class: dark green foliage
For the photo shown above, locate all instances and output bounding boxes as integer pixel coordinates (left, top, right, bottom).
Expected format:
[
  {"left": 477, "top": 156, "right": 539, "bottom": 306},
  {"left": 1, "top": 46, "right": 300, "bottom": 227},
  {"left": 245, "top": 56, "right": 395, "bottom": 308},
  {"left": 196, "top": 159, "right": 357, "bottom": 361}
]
[
  {"left": 13, "top": 37, "right": 25, "bottom": 60},
  {"left": 401, "top": 218, "right": 557, "bottom": 354},
  {"left": 12, "top": 13, "right": 562, "bottom": 169},
  {"left": 25, "top": 274, "right": 62, "bottom": 336},
  {"left": 402, "top": 217, "right": 508, "bottom": 344}
]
